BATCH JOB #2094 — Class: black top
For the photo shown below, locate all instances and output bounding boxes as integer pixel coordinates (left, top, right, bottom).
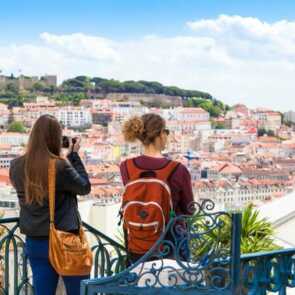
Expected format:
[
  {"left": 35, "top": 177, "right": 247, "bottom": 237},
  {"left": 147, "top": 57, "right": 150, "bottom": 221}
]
[{"left": 9, "top": 152, "right": 91, "bottom": 238}]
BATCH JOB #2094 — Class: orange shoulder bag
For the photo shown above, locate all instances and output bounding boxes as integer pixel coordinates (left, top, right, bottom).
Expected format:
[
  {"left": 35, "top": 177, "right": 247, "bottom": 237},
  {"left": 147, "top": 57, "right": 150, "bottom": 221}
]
[{"left": 48, "top": 158, "right": 93, "bottom": 276}]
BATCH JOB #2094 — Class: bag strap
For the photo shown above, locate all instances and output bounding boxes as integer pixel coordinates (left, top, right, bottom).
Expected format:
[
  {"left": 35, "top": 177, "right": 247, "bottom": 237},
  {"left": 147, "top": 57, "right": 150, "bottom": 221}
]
[
  {"left": 155, "top": 161, "right": 180, "bottom": 182},
  {"left": 48, "top": 158, "right": 56, "bottom": 225},
  {"left": 125, "top": 158, "right": 180, "bottom": 182}
]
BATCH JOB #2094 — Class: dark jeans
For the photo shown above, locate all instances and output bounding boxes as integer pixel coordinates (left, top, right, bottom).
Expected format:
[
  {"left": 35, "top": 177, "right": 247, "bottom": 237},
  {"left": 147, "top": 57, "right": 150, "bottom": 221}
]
[{"left": 25, "top": 238, "right": 90, "bottom": 295}]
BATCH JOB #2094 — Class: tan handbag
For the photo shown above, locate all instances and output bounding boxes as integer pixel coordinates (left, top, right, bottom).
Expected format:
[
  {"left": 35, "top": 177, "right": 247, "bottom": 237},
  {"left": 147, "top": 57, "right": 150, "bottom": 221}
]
[{"left": 48, "top": 158, "right": 93, "bottom": 276}]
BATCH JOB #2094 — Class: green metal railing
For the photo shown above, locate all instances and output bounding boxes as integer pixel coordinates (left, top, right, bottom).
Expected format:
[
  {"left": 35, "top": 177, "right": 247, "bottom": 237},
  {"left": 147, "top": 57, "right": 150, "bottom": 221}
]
[
  {"left": 0, "top": 217, "right": 31, "bottom": 295},
  {"left": 241, "top": 249, "right": 295, "bottom": 294},
  {"left": 1, "top": 217, "right": 295, "bottom": 294},
  {"left": 0, "top": 217, "right": 127, "bottom": 295}
]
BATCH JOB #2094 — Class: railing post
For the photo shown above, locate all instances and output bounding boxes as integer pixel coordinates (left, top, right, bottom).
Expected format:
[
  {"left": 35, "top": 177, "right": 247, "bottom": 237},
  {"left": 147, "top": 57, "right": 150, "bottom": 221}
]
[{"left": 231, "top": 212, "right": 242, "bottom": 295}]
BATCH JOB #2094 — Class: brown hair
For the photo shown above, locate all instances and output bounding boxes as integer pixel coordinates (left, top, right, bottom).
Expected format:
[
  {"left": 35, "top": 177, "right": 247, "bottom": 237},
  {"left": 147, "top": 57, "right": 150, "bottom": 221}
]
[
  {"left": 122, "top": 113, "right": 166, "bottom": 146},
  {"left": 24, "top": 115, "right": 62, "bottom": 205}
]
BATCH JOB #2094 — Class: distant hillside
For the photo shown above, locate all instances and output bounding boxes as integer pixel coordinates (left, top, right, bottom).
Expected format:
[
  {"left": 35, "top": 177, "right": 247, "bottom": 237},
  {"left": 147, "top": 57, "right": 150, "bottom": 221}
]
[
  {"left": 61, "top": 76, "right": 213, "bottom": 100},
  {"left": 0, "top": 75, "right": 228, "bottom": 117}
]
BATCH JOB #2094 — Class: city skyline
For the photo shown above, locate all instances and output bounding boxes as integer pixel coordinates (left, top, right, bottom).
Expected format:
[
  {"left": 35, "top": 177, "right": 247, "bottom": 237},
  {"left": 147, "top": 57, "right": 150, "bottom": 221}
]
[{"left": 1, "top": 1, "right": 295, "bottom": 111}]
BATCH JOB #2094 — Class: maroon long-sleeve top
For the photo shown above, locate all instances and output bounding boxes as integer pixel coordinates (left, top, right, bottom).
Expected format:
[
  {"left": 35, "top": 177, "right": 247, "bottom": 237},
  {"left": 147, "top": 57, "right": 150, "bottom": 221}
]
[{"left": 120, "top": 155, "right": 194, "bottom": 215}]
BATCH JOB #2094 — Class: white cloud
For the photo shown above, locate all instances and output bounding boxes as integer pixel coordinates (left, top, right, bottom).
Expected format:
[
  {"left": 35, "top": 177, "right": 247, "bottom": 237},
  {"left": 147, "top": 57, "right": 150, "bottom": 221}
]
[
  {"left": 1, "top": 15, "right": 295, "bottom": 111},
  {"left": 187, "top": 15, "right": 295, "bottom": 61},
  {"left": 40, "top": 32, "right": 120, "bottom": 62}
]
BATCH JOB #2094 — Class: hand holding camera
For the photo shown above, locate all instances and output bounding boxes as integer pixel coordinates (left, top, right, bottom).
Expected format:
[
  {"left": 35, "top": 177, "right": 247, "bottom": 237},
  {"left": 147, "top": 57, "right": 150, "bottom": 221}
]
[{"left": 62, "top": 136, "right": 81, "bottom": 153}]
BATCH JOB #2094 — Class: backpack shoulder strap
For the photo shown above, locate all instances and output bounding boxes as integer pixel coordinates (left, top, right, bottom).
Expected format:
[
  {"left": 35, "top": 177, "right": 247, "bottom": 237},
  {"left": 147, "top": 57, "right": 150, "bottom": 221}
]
[
  {"left": 125, "top": 158, "right": 181, "bottom": 183},
  {"left": 125, "top": 158, "right": 145, "bottom": 182},
  {"left": 155, "top": 160, "right": 180, "bottom": 182}
]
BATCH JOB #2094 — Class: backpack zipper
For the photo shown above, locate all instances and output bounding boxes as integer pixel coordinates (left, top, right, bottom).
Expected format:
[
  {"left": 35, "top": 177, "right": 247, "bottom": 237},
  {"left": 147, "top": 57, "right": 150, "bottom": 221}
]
[
  {"left": 124, "top": 178, "right": 173, "bottom": 210},
  {"left": 123, "top": 201, "right": 166, "bottom": 232},
  {"left": 128, "top": 221, "right": 159, "bottom": 233}
]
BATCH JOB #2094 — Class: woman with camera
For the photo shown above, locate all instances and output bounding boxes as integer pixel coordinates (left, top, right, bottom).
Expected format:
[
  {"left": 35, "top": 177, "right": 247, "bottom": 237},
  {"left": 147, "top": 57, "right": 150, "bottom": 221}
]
[{"left": 9, "top": 115, "right": 91, "bottom": 295}]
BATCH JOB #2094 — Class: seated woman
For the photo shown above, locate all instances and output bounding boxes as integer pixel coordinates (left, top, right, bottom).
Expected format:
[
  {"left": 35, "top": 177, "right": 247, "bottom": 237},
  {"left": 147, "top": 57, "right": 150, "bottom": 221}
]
[
  {"left": 120, "top": 113, "right": 194, "bottom": 264},
  {"left": 9, "top": 114, "right": 91, "bottom": 295}
]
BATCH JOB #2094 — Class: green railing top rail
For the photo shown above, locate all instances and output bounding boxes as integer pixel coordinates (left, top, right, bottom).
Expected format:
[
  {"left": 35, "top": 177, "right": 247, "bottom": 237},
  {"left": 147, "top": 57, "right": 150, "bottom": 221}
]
[
  {"left": 241, "top": 247, "right": 295, "bottom": 260},
  {"left": 0, "top": 217, "right": 20, "bottom": 224},
  {"left": 0, "top": 216, "right": 126, "bottom": 250}
]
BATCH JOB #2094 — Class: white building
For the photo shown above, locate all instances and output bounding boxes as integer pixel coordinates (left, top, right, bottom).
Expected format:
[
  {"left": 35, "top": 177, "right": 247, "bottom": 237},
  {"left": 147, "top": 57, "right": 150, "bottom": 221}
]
[
  {"left": 175, "top": 107, "right": 210, "bottom": 122},
  {"left": 56, "top": 107, "right": 92, "bottom": 128},
  {"left": 0, "top": 132, "right": 29, "bottom": 146},
  {"left": 253, "top": 109, "right": 282, "bottom": 133},
  {"left": 0, "top": 152, "right": 19, "bottom": 168},
  {"left": 284, "top": 111, "right": 295, "bottom": 124},
  {"left": 112, "top": 101, "right": 148, "bottom": 123},
  {"left": 0, "top": 103, "right": 9, "bottom": 128},
  {"left": 195, "top": 180, "right": 287, "bottom": 209}
]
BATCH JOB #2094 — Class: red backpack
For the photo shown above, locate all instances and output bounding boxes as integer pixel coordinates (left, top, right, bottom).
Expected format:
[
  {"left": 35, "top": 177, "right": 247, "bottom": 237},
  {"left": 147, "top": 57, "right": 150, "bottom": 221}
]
[{"left": 121, "top": 159, "right": 180, "bottom": 254}]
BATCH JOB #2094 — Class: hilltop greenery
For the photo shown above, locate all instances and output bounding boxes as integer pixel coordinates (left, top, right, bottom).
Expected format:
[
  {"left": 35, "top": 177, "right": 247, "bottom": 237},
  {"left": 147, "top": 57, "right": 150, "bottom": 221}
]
[
  {"left": 184, "top": 97, "right": 229, "bottom": 117},
  {"left": 0, "top": 76, "right": 229, "bottom": 115},
  {"left": 61, "top": 76, "right": 213, "bottom": 99}
]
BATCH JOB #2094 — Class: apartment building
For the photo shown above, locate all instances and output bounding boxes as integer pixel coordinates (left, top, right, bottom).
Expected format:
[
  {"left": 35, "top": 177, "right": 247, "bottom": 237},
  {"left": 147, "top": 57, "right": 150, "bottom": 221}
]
[
  {"left": 111, "top": 101, "right": 148, "bottom": 123},
  {"left": 23, "top": 96, "right": 56, "bottom": 111},
  {"left": 0, "top": 103, "right": 9, "bottom": 128},
  {"left": 194, "top": 179, "right": 288, "bottom": 207},
  {"left": 175, "top": 107, "right": 210, "bottom": 122},
  {"left": 56, "top": 107, "right": 92, "bottom": 128},
  {"left": 284, "top": 111, "right": 295, "bottom": 124},
  {"left": 0, "top": 151, "right": 18, "bottom": 168},
  {"left": 253, "top": 109, "right": 282, "bottom": 133},
  {"left": 0, "top": 132, "right": 29, "bottom": 146}
]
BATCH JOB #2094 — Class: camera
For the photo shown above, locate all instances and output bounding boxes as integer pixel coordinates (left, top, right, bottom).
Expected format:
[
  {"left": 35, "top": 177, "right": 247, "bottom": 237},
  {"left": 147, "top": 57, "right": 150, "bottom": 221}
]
[{"left": 62, "top": 136, "right": 77, "bottom": 148}]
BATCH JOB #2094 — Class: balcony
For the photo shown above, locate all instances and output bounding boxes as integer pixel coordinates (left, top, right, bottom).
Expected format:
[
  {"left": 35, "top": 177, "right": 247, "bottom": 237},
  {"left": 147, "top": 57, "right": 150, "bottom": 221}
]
[
  {"left": 0, "top": 200, "right": 295, "bottom": 294},
  {"left": 0, "top": 217, "right": 126, "bottom": 294}
]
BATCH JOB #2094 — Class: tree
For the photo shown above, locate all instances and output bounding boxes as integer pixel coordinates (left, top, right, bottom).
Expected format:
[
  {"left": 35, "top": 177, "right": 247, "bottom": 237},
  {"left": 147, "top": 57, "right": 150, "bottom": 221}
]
[
  {"left": 71, "top": 93, "right": 87, "bottom": 105},
  {"left": 39, "top": 84, "right": 58, "bottom": 95},
  {"left": 139, "top": 81, "right": 162, "bottom": 94},
  {"left": 213, "top": 121, "right": 226, "bottom": 129},
  {"left": 61, "top": 76, "right": 213, "bottom": 99},
  {"left": 7, "top": 96, "right": 24, "bottom": 108},
  {"left": 99, "top": 79, "right": 124, "bottom": 92},
  {"left": 258, "top": 128, "right": 275, "bottom": 137},
  {"left": 184, "top": 97, "right": 224, "bottom": 117},
  {"left": 164, "top": 86, "right": 183, "bottom": 96},
  {"left": 192, "top": 204, "right": 280, "bottom": 258},
  {"left": 32, "top": 82, "right": 46, "bottom": 92},
  {"left": 121, "top": 81, "right": 147, "bottom": 93},
  {"left": 267, "top": 130, "right": 275, "bottom": 137},
  {"left": 5, "top": 83, "right": 19, "bottom": 96},
  {"left": 257, "top": 128, "right": 267, "bottom": 137},
  {"left": 61, "top": 76, "right": 92, "bottom": 91},
  {"left": 7, "top": 121, "right": 26, "bottom": 133},
  {"left": 54, "top": 92, "right": 86, "bottom": 105}
]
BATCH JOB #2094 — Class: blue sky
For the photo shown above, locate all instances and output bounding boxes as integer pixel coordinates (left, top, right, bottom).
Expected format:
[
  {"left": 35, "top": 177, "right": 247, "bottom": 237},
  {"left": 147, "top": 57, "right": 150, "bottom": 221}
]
[
  {"left": 1, "top": 0, "right": 295, "bottom": 110},
  {"left": 1, "top": 0, "right": 295, "bottom": 42}
]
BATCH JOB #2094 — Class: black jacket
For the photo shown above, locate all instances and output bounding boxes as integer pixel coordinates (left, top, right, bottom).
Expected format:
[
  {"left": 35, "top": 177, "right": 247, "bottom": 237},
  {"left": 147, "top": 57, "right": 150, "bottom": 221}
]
[{"left": 9, "top": 152, "right": 91, "bottom": 238}]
